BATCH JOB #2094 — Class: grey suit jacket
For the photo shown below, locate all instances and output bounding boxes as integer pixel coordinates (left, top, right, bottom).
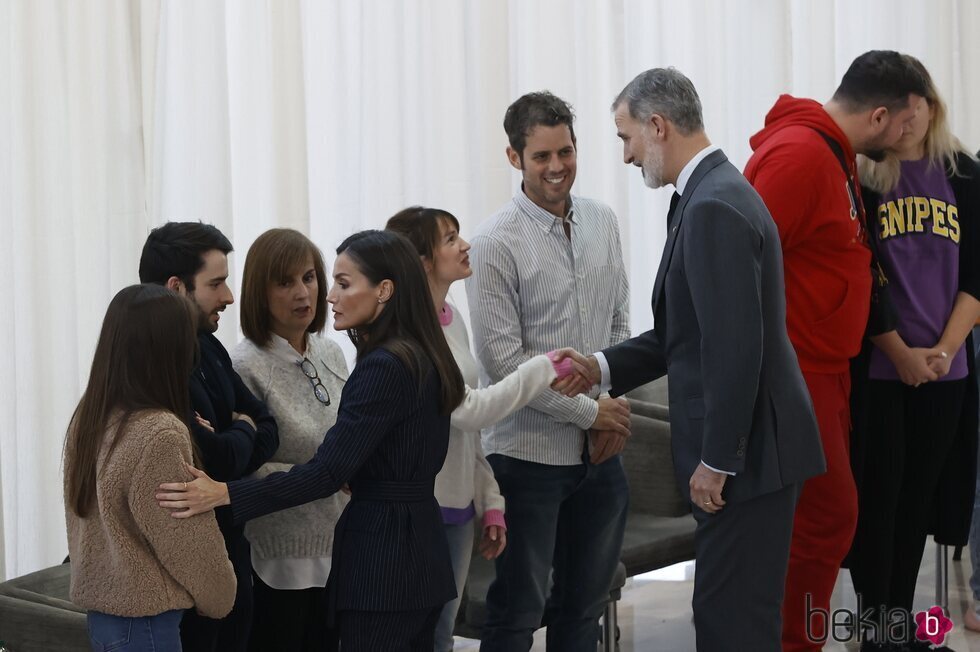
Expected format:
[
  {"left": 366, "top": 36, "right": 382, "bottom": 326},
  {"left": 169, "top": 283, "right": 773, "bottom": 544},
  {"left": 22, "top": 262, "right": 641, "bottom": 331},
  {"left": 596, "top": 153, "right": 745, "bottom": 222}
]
[{"left": 604, "top": 149, "right": 824, "bottom": 504}]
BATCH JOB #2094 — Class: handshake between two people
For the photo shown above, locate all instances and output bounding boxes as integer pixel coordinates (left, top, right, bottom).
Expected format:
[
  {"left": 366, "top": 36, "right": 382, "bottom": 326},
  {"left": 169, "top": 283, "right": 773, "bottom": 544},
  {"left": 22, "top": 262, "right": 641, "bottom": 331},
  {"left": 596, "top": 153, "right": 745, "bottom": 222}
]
[
  {"left": 550, "top": 349, "right": 729, "bottom": 514},
  {"left": 550, "top": 348, "right": 630, "bottom": 465}
]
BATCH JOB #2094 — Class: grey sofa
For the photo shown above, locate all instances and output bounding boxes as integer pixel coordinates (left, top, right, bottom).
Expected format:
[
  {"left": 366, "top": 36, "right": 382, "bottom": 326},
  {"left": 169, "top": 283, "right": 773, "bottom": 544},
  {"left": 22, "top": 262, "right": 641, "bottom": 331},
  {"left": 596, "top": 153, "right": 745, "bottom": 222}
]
[
  {"left": 0, "top": 562, "right": 88, "bottom": 652},
  {"left": 622, "top": 379, "right": 697, "bottom": 578}
]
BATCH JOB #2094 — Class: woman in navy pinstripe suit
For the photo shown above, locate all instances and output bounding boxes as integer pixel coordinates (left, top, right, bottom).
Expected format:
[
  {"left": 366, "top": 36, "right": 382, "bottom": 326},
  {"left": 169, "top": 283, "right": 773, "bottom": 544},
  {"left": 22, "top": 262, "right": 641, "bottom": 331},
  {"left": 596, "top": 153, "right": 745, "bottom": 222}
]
[{"left": 158, "top": 230, "right": 467, "bottom": 651}]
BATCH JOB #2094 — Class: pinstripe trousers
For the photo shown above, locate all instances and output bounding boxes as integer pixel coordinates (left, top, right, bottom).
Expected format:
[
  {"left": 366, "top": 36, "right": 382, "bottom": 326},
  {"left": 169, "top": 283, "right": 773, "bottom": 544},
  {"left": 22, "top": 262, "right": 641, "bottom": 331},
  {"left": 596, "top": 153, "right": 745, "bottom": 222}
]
[{"left": 337, "top": 607, "right": 442, "bottom": 651}]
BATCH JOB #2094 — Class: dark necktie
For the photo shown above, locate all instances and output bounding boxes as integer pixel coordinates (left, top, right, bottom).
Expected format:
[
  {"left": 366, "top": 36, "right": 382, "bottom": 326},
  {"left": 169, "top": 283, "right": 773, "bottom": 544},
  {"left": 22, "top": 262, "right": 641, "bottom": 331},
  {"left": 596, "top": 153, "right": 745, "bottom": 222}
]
[{"left": 666, "top": 191, "right": 681, "bottom": 232}]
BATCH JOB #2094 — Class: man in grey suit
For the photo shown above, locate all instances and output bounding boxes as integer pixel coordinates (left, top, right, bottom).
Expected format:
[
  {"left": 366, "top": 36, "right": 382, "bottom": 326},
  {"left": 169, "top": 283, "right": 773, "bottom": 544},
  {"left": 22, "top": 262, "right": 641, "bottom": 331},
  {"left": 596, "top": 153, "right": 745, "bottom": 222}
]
[{"left": 557, "top": 68, "right": 825, "bottom": 650}]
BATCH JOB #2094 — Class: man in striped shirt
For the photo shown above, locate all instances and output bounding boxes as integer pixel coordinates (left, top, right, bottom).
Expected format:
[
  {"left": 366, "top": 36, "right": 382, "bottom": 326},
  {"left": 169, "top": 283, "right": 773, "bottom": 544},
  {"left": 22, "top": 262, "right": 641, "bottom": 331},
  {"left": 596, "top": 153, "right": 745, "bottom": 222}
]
[{"left": 466, "top": 91, "right": 632, "bottom": 652}]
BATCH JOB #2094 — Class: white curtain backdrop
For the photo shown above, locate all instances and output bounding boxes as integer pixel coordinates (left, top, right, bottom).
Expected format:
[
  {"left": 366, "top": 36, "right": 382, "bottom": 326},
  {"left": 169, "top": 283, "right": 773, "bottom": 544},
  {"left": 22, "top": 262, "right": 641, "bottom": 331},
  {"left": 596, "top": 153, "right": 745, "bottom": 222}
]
[{"left": 1, "top": 0, "right": 977, "bottom": 578}]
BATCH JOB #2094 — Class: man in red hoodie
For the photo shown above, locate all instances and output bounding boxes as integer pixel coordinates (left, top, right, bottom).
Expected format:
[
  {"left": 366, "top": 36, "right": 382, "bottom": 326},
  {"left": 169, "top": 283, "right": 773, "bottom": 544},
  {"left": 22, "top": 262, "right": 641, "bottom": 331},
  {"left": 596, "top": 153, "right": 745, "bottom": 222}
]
[{"left": 744, "top": 50, "right": 927, "bottom": 652}]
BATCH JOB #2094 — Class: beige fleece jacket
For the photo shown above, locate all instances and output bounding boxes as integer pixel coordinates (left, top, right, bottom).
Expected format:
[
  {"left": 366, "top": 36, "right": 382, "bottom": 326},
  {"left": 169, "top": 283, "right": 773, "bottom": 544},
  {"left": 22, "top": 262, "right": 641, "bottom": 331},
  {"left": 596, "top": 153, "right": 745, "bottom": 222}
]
[{"left": 65, "top": 409, "right": 236, "bottom": 618}]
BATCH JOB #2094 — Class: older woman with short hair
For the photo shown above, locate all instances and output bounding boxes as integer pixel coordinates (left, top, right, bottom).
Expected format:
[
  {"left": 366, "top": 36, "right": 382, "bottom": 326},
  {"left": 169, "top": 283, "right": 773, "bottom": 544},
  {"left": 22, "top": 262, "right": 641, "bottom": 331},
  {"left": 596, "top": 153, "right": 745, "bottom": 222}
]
[{"left": 231, "top": 228, "right": 349, "bottom": 651}]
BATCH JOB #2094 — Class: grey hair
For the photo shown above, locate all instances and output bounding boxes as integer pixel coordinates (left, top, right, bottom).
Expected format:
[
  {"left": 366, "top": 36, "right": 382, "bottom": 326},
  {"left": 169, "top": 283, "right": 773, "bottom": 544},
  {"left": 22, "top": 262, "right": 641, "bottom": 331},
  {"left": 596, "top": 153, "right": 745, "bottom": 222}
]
[{"left": 612, "top": 67, "right": 704, "bottom": 136}]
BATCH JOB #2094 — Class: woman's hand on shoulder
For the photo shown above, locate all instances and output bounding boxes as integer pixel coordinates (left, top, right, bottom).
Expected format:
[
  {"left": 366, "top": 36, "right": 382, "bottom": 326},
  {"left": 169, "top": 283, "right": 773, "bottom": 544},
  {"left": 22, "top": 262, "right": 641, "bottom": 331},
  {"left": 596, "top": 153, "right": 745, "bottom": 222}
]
[{"left": 156, "top": 464, "right": 230, "bottom": 518}]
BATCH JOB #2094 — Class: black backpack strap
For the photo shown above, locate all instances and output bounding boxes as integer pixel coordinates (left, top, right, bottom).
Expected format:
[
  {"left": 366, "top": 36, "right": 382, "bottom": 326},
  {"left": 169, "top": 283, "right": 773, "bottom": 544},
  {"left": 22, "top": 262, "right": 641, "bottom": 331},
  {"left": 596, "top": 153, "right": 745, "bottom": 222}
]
[
  {"left": 811, "top": 128, "right": 896, "bottom": 335},
  {"left": 812, "top": 129, "right": 887, "bottom": 286}
]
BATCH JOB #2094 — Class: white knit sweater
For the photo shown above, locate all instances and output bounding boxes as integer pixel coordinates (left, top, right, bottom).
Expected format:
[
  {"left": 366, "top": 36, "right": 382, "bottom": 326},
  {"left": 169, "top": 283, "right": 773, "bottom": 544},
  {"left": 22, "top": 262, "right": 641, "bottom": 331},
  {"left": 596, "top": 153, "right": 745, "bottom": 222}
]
[
  {"left": 231, "top": 333, "right": 349, "bottom": 586},
  {"left": 438, "top": 303, "right": 558, "bottom": 525}
]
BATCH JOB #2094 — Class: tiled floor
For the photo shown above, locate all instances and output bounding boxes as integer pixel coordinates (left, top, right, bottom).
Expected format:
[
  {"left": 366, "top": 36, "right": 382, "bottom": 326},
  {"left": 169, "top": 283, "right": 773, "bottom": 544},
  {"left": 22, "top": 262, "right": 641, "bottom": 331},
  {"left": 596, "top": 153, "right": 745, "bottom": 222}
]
[{"left": 452, "top": 540, "right": 980, "bottom": 650}]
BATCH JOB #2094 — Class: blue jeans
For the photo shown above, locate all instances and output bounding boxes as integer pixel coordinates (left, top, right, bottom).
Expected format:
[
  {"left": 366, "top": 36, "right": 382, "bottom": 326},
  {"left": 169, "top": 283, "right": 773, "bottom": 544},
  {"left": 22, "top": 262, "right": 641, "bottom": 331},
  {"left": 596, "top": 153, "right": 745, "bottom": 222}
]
[
  {"left": 433, "top": 520, "right": 476, "bottom": 652},
  {"left": 87, "top": 610, "right": 183, "bottom": 651},
  {"left": 480, "top": 452, "right": 629, "bottom": 652}
]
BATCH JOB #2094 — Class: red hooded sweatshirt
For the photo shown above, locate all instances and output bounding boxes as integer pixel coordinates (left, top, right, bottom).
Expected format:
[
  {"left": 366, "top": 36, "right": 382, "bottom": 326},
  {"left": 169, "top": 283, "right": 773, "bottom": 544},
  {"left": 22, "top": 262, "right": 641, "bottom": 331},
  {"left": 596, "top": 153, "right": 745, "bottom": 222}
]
[{"left": 744, "top": 95, "right": 871, "bottom": 374}]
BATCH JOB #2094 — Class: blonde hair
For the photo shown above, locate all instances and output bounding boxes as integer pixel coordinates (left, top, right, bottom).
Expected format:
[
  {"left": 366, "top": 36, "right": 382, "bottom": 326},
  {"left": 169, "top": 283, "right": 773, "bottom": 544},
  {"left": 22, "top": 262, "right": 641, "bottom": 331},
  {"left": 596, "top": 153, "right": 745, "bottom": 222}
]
[{"left": 859, "top": 54, "right": 975, "bottom": 194}]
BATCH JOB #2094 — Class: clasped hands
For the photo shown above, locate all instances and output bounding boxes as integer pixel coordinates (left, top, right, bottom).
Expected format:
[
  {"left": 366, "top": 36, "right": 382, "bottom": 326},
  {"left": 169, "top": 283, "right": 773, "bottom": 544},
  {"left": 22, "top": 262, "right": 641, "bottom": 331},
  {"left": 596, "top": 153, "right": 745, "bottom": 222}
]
[
  {"left": 550, "top": 349, "right": 631, "bottom": 464},
  {"left": 892, "top": 345, "right": 950, "bottom": 387}
]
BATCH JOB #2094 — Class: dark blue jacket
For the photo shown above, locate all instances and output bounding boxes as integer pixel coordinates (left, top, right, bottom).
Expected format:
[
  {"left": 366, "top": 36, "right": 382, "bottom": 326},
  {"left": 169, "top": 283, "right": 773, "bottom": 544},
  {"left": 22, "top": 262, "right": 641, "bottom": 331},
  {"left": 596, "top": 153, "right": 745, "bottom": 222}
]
[
  {"left": 190, "top": 332, "right": 279, "bottom": 535},
  {"left": 228, "top": 346, "right": 455, "bottom": 612},
  {"left": 603, "top": 150, "right": 824, "bottom": 504}
]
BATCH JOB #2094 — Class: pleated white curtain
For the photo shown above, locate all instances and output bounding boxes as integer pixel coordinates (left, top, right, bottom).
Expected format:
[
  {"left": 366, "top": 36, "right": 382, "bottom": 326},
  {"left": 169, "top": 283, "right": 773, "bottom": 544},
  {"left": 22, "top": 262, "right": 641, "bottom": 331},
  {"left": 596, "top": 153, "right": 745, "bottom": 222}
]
[
  {"left": 1, "top": 0, "right": 978, "bottom": 578},
  {"left": 0, "top": 0, "right": 149, "bottom": 579}
]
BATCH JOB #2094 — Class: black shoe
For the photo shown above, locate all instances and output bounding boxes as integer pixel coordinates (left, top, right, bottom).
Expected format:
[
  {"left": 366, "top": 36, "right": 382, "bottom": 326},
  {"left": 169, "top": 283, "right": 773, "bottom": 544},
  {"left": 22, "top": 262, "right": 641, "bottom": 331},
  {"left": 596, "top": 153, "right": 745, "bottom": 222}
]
[
  {"left": 860, "top": 641, "right": 898, "bottom": 652},
  {"left": 903, "top": 640, "right": 956, "bottom": 651}
]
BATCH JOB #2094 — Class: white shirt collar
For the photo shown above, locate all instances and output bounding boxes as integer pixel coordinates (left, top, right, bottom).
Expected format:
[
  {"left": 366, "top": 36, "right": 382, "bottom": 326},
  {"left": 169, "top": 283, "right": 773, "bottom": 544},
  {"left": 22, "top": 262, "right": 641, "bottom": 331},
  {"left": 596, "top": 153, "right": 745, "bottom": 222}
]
[
  {"left": 267, "top": 332, "right": 306, "bottom": 365},
  {"left": 675, "top": 145, "right": 720, "bottom": 196}
]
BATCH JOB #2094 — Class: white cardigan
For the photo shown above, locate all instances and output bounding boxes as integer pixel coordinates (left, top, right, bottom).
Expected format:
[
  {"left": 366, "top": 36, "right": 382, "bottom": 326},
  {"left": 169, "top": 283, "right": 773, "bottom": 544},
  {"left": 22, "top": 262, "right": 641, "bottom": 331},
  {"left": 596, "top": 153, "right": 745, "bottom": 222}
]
[{"left": 438, "top": 303, "right": 558, "bottom": 526}]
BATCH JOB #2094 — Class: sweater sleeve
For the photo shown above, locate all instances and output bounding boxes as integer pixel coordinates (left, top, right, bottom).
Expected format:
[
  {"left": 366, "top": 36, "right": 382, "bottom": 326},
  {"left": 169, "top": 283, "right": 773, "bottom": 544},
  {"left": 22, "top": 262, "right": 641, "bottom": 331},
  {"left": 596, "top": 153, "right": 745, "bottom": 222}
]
[
  {"left": 229, "top": 357, "right": 280, "bottom": 477},
  {"left": 472, "top": 432, "right": 506, "bottom": 524},
  {"left": 231, "top": 345, "right": 289, "bottom": 483},
  {"left": 450, "top": 355, "right": 557, "bottom": 432},
  {"left": 129, "top": 426, "right": 236, "bottom": 619},
  {"left": 954, "top": 155, "right": 980, "bottom": 300},
  {"left": 190, "top": 338, "right": 279, "bottom": 482},
  {"left": 230, "top": 345, "right": 270, "bottom": 402}
]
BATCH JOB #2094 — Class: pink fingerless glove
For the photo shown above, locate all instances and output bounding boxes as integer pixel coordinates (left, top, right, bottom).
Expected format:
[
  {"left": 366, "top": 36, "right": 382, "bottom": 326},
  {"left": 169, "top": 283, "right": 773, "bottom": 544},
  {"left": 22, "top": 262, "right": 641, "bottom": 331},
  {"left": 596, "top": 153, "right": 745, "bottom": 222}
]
[{"left": 547, "top": 350, "right": 575, "bottom": 379}]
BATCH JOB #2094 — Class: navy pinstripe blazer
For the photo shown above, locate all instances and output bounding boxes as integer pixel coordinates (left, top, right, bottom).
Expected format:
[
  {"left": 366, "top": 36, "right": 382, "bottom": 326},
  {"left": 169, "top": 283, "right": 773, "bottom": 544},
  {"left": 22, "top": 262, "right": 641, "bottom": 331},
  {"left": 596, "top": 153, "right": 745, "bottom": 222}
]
[{"left": 228, "top": 346, "right": 456, "bottom": 612}]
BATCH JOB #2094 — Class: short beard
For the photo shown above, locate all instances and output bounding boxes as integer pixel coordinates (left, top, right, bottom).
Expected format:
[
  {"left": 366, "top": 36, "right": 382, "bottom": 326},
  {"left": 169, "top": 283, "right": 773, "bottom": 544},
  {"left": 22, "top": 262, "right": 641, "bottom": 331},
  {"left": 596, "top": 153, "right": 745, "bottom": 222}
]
[
  {"left": 641, "top": 144, "right": 665, "bottom": 189},
  {"left": 187, "top": 291, "right": 218, "bottom": 333}
]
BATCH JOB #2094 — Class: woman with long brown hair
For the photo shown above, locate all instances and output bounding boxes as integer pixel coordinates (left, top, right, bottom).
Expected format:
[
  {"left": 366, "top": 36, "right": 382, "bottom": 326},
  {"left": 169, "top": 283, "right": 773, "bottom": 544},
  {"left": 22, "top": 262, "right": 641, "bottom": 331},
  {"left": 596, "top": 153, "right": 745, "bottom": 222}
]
[
  {"left": 849, "top": 56, "right": 980, "bottom": 651},
  {"left": 64, "top": 283, "right": 235, "bottom": 651}
]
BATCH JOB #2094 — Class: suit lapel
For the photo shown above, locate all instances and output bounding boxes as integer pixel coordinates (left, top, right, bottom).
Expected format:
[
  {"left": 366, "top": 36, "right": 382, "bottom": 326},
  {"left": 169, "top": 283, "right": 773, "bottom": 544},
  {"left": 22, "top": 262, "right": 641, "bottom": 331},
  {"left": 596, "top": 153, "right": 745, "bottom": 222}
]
[{"left": 651, "top": 150, "right": 729, "bottom": 315}]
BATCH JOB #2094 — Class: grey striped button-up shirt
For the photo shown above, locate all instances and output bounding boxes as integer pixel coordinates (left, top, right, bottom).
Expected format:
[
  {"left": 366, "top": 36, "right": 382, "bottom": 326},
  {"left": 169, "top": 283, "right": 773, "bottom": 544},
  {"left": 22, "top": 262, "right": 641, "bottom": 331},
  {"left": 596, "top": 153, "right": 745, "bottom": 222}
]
[{"left": 466, "top": 189, "right": 630, "bottom": 466}]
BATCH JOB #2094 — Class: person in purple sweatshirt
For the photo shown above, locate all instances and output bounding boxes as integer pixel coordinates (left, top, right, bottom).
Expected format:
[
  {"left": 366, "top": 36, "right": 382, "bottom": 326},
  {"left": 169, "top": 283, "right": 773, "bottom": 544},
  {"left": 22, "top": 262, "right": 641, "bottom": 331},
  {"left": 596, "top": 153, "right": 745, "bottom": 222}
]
[{"left": 849, "top": 55, "right": 980, "bottom": 652}]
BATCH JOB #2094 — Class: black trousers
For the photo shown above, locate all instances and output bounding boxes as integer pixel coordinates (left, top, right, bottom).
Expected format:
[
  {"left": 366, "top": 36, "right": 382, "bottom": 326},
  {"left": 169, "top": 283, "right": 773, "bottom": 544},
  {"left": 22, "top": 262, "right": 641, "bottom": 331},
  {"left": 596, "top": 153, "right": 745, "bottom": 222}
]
[
  {"left": 691, "top": 482, "right": 800, "bottom": 652},
  {"left": 849, "top": 379, "right": 967, "bottom": 627},
  {"left": 181, "top": 534, "right": 253, "bottom": 652},
  {"left": 248, "top": 570, "right": 334, "bottom": 652},
  {"left": 336, "top": 607, "right": 441, "bottom": 652}
]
